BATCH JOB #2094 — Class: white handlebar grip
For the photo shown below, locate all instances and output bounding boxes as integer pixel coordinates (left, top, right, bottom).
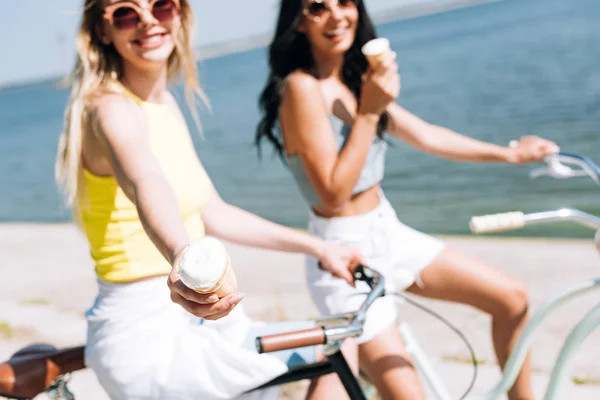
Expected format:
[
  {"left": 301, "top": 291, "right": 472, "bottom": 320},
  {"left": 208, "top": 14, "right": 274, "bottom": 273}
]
[{"left": 469, "top": 212, "right": 525, "bottom": 233}]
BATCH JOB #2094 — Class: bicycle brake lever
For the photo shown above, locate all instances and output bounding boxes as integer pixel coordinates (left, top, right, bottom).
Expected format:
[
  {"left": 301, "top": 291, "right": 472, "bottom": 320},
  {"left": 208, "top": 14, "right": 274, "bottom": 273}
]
[
  {"left": 531, "top": 156, "right": 577, "bottom": 180},
  {"left": 353, "top": 265, "right": 386, "bottom": 297},
  {"left": 353, "top": 265, "right": 371, "bottom": 284}
]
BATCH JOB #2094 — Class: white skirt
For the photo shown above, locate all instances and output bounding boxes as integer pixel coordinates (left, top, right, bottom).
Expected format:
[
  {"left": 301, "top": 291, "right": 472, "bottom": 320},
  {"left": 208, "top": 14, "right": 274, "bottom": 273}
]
[
  {"left": 306, "top": 192, "right": 445, "bottom": 344},
  {"left": 85, "top": 276, "right": 315, "bottom": 400}
]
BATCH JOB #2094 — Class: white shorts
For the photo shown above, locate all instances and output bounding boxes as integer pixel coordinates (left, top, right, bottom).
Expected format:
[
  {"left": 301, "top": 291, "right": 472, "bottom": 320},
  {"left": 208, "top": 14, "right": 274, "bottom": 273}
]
[
  {"left": 306, "top": 193, "right": 445, "bottom": 344},
  {"left": 85, "top": 277, "right": 317, "bottom": 400}
]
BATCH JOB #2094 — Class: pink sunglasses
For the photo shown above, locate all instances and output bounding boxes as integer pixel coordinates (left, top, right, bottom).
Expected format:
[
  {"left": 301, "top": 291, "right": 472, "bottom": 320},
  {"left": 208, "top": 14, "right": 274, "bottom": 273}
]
[
  {"left": 303, "top": 0, "right": 359, "bottom": 22},
  {"left": 103, "top": 0, "right": 180, "bottom": 30}
]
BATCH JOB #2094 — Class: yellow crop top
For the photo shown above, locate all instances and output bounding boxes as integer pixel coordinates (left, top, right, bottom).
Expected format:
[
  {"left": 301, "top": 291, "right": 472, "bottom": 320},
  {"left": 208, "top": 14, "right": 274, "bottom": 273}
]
[{"left": 78, "top": 86, "right": 211, "bottom": 283}]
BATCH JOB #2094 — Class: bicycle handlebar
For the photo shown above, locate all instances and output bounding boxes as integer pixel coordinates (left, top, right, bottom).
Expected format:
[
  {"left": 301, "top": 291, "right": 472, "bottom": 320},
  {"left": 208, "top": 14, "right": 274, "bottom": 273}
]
[
  {"left": 531, "top": 152, "right": 600, "bottom": 185},
  {"left": 256, "top": 265, "right": 385, "bottom": 354},
  {"left": 470, "top": 208, "right": 600, "bottom": 234},
  {"left": 471, "top": 152, "right": 600, "bottom": 234}
]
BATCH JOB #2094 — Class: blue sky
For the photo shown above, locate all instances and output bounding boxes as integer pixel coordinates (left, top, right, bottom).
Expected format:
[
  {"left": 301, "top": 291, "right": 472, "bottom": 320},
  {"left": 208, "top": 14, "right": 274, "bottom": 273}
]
[{"left": 1, "top": 0, "right": 447, "bottom": 87}]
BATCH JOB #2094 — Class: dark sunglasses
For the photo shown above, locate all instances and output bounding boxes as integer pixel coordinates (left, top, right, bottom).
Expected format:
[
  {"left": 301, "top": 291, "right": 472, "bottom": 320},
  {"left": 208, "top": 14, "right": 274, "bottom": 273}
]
[
  {"left": 103, "top": 0, "right": 180, "bottom": 30},
  {"left": 303, "top": 0, "right": 359, "bottom": 22}
]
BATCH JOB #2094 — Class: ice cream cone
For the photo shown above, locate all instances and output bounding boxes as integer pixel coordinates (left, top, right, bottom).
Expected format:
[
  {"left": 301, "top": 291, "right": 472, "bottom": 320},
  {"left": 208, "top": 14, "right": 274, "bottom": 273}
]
[
  {"left": 194, "top": 257, "right": 237, "bottom": 298},
  {"left": 361, "top": 38, "right": 391, "bottom": 68},
  {"left": 177, "top": 236, "right": 238, "bottom": 298}
]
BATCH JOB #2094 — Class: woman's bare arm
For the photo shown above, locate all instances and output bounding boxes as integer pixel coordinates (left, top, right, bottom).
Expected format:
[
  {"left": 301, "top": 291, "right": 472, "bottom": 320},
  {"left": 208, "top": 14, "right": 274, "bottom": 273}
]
[{"left": 385, "top": 103, "right": 559, "bottom": 163}]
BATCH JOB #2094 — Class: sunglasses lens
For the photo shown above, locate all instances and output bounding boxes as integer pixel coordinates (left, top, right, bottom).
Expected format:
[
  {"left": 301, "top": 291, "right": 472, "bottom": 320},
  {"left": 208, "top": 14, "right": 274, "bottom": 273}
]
[
  {"left": 112, "top": 7, "right": 139, "bottom": 29},
  {"left": 307, "top": 2, "right": 328, "bottom": 18},
  {"left": 152, "top": 0, "right": 176, "bottom": 22},
  {"left": 338, "top": 0, "right": 356, "bottom": 7}
]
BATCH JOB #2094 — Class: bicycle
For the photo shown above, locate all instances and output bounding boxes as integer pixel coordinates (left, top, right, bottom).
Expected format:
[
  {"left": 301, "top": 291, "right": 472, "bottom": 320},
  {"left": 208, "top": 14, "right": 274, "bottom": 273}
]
[
  {"left": 2, "top": 152, "right": 599, "bottom": 400},
  {"left": 0, "top": 265, "right": 387, "bottom": 400},
  {"left": 391, "top": 151, "right": 600, "bottom": 400}
]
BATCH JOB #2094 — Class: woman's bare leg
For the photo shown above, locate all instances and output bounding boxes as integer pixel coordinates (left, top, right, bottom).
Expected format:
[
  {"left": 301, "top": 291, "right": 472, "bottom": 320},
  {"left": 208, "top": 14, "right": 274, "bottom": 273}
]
[
  {"left": 306, "top": 339, "right": 359, "bottom": 400},
  {"left": 359, "top": 325, "right": 426, "bottom": 400},
  {"left": 407, "top": 247, "right": 534, "bottom": 400},
  {"left": 306, "top": 328, "right": 426, "bottom": 400}
]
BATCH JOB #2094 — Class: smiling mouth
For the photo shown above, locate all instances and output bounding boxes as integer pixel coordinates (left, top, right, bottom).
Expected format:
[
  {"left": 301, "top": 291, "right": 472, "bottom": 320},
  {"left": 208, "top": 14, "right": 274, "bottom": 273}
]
[
  {"left": 324, "top": 28, "right": 347, "bottom": 39},
  {"left": 134, "top": 33, "right": 167, "bottom": 46}
]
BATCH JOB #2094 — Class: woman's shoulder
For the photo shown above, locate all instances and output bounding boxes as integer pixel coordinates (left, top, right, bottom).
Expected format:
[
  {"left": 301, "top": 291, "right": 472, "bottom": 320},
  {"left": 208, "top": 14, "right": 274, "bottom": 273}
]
[
  {"left": 87, "top": 89, "right": 140, "bottom": 115},
  {"left": 279, "top": 71, "right": 324, "bottom": 112},
  {"left": 283, "top": 70, "right": 319, "bottom": 94},
  {"left": 85, "top": 90, "right": 147, "bottom": 139}
]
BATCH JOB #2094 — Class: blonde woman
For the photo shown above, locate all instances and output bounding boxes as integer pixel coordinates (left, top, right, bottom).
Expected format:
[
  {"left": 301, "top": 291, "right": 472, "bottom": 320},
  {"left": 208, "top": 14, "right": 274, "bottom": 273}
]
[{"left": 56, "top": 1, "right": 363, "bottom": 398}]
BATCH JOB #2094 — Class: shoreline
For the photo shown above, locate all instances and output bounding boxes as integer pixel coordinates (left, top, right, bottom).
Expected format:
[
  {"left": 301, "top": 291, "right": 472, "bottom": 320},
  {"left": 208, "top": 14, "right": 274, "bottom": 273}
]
[
  {"left": 372, "top": 0, "right": 502, "bottom": 25},
  {"left": 190, "top": 0, "right": 503, "bottom": 61},
  {"left": 197, "top": 0, "right": 503, "bottom": 60},
  {"left": 0, "top": 221, "right": 593, "bottom": 243},
  {"left": 0, "top": 0, "right": 500, "bottom": 91}
]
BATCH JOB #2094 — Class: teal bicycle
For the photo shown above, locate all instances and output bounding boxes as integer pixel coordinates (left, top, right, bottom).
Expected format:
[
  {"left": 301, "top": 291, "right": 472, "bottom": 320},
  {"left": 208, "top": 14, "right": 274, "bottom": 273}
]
[{"left": 395, "top": 152, "right": 600, "bottom": 400}]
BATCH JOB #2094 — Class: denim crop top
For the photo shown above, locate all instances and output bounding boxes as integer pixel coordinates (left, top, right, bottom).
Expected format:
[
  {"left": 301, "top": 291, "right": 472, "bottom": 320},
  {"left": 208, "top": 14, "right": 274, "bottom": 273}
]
[{"left": 285, "top": 115, "right": 387, "bottom": 206}]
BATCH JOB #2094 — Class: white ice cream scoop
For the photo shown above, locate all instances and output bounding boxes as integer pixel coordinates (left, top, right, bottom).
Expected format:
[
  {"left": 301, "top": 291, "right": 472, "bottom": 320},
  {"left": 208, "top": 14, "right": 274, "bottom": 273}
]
[
  {"left": 178, "top": 236, "right": 237, "bottom": 298},
  {"left": 361, "top": 38, "right": 391, "bottom": 67}
]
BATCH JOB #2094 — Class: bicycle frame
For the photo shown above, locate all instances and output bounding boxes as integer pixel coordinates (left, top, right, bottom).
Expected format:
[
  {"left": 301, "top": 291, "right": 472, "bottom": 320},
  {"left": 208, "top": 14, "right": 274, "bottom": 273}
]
[
  {"left": 403, "top": 152, "right": 600, "bottom": 400},
  {"left": 402, "top": 274, "right": 600, "bottom": 400},
  {"left": 251, "top": 346, "right": 366, "bottom": 399}
]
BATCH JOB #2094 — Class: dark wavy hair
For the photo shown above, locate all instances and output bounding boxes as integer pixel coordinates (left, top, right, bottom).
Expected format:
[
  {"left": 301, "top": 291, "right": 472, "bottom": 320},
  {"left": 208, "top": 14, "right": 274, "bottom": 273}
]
[{"left": 255, "top": 0, "right": 388, "bottom": 158}]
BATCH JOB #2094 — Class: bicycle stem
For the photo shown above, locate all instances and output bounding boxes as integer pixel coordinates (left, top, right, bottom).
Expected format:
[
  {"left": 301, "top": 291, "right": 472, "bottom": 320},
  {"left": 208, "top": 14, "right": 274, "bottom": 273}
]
[
  {"left": 256, "top": 266, "right": 386, "bottom": 355},
  {"left": 325, "top": 267, "right": 386, "bottom": 342}
]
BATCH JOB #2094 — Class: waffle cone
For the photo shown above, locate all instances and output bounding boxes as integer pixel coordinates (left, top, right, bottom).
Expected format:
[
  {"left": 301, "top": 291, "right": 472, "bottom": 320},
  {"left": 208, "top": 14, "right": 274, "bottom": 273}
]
[
  {"left": 191, "top": 256, "right": 237, "bottom": 298},
  {"left": 364, "top": 51, "right": 388, "bottom": 68},
  {"left": 361, "top": 38, "right": 391, "bottom": 68}
]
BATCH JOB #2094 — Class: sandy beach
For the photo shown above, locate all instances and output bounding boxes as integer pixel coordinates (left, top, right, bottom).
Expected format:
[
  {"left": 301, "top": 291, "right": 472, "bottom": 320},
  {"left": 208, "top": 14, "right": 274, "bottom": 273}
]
[{"left": 1, "top": 223, "right": 599, "bottom": 399}]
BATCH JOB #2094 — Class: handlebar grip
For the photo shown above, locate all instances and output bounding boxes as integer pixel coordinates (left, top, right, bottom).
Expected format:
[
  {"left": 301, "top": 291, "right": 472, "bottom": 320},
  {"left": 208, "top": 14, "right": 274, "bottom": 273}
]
[
  {"left": 256, "top": 327, "right": 326, "bottom": 354},
  {"left": 470, "top": 212, "right": 525, "bottom": 233}
]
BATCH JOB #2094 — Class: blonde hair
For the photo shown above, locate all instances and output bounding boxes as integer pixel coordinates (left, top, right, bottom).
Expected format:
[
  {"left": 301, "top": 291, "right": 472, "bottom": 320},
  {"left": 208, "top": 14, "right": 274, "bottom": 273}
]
[{"left": 55, "top": 0, "right": 206, "bottom": 207}]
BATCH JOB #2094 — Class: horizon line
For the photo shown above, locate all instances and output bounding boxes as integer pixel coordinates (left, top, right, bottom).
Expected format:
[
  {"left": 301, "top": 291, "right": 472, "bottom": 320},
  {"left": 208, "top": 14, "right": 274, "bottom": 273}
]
[{"left": 0, "top": 0, "right": 500, "bottom": 92}]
